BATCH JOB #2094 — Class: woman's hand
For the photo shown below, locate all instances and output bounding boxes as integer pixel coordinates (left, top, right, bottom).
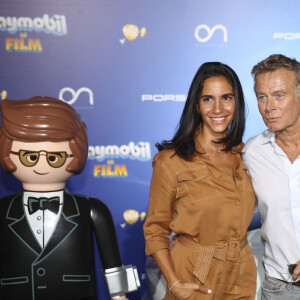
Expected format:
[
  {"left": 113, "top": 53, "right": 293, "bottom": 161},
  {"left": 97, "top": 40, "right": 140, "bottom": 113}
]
[
  {"left": 170, "top": 280, "right": 211, "bottom": 299},
  {"left": 152, "top": 249, "right": 211, "bottom": 299}
]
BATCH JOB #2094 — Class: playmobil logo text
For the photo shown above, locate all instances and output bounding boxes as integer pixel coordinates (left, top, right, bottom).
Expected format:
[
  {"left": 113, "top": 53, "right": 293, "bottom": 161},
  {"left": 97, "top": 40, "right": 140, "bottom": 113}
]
[
  {"left": 2, "top": 15, "right": 67, "bottom": 53},
  {"left": 88, "top": 142, "right": 151, "bottom": 162},
  {"left": 0, "top": 14, "right": 67, "bottom": 35}
]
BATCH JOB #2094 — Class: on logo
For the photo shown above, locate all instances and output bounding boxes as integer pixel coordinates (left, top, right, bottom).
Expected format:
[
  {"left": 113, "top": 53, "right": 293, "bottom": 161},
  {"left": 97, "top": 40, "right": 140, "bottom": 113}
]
[
  {"left": 195, "top": 24, "right": 227, "bottom": 43},
  {"left": 59, "top": 87, "right": 94, "bottom": 105}
]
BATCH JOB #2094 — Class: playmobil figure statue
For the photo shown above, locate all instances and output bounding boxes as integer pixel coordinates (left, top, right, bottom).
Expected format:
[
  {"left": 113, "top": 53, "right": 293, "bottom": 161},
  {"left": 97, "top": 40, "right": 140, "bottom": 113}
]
[{"left": 0, "top": 97, "right": 140, "bottom": 300}]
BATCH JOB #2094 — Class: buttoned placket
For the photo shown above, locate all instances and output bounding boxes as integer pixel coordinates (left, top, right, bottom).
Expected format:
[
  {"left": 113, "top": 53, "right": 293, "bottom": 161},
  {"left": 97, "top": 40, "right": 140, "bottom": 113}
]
[
  {"left": 24, "top": 191, "right": 63, "bottom": 249},
  {"left": 289, "top": 157, "right": 300, "bottom": 251},
  {"left": 284, "top": 153, "right": 300, "bottom": 252},
  {"left": 271, "top": 139, "right": 300, "bottom": 253},
  {"left": 270, "top": 137, "right": 300, "bottom": 256},
  {"left": 199, "top": 147, "right": 243, "bottom": 241},
  {"left": 29, "top": 209, "right": 45, "bottom": 247},
  {"left": 231, "top": 150, "right": 242, "bottom": 240}
]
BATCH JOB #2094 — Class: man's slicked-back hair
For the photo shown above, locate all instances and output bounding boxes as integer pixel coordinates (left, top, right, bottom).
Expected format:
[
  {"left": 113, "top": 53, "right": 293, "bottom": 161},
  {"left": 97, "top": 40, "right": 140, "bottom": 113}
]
[{"left": 251, "top": 54, "right": 300, "bottom": 87}]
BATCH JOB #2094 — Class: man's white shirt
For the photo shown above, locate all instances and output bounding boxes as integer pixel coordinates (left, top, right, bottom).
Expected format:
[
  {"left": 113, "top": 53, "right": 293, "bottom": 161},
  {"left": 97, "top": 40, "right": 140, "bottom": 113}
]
[
  {"left": 243, "top": 129, "right": 300, "bottom": 281},
  {"left": 23, "top": 190, "right": 63, "bottom": 248}
]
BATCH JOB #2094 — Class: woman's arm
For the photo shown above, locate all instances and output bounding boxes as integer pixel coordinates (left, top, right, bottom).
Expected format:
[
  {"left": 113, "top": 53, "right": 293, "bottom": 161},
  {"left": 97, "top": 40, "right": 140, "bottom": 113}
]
[{"left": 144, "top": 155, "right": 210, "bottom": 298}]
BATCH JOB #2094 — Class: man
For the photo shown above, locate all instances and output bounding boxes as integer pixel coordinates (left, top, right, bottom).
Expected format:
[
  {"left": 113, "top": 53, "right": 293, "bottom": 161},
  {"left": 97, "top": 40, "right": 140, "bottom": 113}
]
[
  {"left": 243, "top": 54, "right": 300, "bottom": 299},
  {"left": 0, "top": 97, "right": 138, "bottom": 300}
]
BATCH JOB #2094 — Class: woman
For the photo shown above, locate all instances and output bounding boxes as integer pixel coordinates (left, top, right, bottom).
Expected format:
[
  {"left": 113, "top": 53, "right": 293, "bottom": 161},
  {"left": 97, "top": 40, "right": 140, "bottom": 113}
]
[{"left": 143, "top": 62, "right": 256, "bottom": 299}]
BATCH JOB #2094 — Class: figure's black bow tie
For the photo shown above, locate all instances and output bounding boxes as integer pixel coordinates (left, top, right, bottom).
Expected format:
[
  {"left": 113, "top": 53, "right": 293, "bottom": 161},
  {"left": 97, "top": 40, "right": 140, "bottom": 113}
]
[{"left": 28, "top": 196, "right": 60, "bottom": 215}]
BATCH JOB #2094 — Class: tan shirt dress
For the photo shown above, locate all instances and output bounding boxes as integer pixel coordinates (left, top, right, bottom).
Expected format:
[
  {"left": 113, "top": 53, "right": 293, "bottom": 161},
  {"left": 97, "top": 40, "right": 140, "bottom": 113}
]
[{"left": 144, "top": 135, "right": 257, "bottom": 299}]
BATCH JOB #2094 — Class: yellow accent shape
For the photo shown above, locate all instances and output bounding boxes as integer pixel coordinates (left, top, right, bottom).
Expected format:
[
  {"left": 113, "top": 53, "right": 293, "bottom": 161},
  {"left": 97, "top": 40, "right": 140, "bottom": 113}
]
[
  {"left": 123, "top": 209, "right": 139, "bottom": 224},
  {"left": 28, "top": 39, "right": 42, "bottom": 52},
  {"left": 6, "top": 38, "right": 14, "bottom": 51},
  {"left": 123, "top": 24, "right": 139, "bottom": 41},
  {"left": 140, "top": 27, "right": 146, "bottom": 38},
  {"left": 139, "top": 211, "right": 146, "bottom": 221},
  {"left": 1, "top": 90, "right": 7, "bottom": 100},
  {"left": 114, "top": 165, "right": 128, "bottom": 176}
]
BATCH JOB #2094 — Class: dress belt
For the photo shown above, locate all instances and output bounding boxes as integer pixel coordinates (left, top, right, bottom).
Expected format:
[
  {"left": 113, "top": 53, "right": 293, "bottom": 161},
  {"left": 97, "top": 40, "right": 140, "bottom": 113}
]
[{"left": 178, "top": 235, "right": 248, "bottom": 285}]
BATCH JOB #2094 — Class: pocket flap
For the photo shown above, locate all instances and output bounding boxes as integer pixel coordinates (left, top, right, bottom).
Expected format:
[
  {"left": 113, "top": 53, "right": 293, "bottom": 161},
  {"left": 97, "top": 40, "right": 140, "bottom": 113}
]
[
  {"left": 221, "top": 283, "right": 238, "bottom": 295},
  {"left": 63, "top": 275, "right": 90, "bottom": 282},
  {"left": 1, "top": 276, "right": 28, "bottom": 285},
  {"left": 176, "top": 166, "right": 208, "bottom": 182}
]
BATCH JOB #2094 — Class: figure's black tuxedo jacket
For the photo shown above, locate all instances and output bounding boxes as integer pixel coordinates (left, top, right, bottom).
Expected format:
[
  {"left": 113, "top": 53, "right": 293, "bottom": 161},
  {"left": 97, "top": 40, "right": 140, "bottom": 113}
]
[{"left": 0, "top": 191, "right": 123, "bottom": 300}]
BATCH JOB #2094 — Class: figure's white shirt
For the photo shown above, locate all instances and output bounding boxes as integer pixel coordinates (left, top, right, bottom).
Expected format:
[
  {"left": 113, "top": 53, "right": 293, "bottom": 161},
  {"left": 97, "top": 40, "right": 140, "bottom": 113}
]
[
  {"left": 23, "top": 190, "right": 63, "bottom": 248},
  {"left": 243, "top": 129, "right": 300, "bottom": 281}
]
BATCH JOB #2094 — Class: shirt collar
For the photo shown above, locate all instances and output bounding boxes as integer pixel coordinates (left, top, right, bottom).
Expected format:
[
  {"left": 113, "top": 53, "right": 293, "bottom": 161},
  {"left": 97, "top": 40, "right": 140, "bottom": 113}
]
[{"left": 261, "top": 129, "right": 276, "bottom": 145}]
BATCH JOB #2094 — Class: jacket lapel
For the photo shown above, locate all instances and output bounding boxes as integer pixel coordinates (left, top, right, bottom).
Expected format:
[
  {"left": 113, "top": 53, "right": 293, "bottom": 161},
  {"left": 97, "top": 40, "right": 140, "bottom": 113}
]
[
  {"left": 7, "top": 193, "right": 42, "bottom": 256},
  {"left": 34, "top": 192, "right": 79, "bottom": 264}
]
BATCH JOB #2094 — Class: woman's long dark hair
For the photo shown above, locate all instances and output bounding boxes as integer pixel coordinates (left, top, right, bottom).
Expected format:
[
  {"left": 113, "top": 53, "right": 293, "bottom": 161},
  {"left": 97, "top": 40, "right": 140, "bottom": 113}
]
[{"left": 156, "top": 62, "right": 245, "bottom": 160}]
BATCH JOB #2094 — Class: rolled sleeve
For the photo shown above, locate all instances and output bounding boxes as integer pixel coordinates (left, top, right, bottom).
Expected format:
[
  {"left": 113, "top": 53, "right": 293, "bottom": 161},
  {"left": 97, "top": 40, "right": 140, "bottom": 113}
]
[{"left": 143, "top": 154, "right": 177, "bottom": 256}]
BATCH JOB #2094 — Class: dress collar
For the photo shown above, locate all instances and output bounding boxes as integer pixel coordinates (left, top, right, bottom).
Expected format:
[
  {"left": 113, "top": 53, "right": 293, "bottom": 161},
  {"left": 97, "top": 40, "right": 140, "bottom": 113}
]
[{"left": 194, "top": 126, "right": 244, "bottom": 154}]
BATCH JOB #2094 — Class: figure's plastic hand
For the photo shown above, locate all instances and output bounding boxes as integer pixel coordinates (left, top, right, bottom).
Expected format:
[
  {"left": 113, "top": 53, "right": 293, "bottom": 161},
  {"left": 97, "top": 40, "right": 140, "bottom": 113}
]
[
  {"left": 170, "top": 281, "right": 211, "bottom": 299},
  {"left": 111, "top": 296, "right": 128, "bottom": 300},
  {"left": 292, "top": 260, "right": 300, "bottom": 281}
]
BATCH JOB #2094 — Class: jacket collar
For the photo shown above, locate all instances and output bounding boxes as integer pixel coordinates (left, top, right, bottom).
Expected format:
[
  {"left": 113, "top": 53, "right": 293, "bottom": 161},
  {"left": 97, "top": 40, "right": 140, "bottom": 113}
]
[{"left": 6, "top": 191, "right": 80, "bottom": 260}]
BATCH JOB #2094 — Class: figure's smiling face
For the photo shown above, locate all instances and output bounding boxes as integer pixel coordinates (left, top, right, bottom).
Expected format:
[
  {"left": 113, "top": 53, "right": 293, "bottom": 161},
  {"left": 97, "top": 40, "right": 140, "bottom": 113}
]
[{"left": 10, "top": 141, "right": 74, "bottom": 191}]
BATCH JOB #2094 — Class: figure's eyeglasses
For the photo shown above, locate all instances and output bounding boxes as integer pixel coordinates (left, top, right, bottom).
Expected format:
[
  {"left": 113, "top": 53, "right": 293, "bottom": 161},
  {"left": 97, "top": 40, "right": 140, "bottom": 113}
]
[{"left": 10, "top": 150, "right": 74, "bottom": 168}]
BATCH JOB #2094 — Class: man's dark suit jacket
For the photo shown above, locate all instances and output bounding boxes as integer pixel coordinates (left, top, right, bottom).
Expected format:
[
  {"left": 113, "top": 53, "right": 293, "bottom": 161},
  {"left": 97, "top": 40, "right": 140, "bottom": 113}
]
[{"left": 0, "top": 191, "right": 122, "bottom": 300}]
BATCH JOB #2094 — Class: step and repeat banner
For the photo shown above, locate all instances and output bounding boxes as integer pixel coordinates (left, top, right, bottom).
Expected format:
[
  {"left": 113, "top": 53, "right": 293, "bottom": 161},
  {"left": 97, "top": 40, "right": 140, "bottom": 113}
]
[{"left": 1, "top": 0, "right": 300, "bottom": 299}]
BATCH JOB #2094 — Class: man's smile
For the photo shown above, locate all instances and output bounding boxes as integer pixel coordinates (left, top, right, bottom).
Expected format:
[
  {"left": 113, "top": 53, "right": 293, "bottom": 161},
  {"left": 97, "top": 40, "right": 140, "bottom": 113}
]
[{"left": 33, "top": 170, "right": 49, "bottom": 175}]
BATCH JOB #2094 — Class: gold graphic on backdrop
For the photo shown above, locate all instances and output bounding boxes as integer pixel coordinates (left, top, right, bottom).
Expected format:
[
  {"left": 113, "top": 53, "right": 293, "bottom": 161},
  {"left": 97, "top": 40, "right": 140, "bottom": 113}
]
[
  {"left": 123, "top": 209, "right": 139, "bottom": 224},
  {"left": 120, "top": 24, "right": 146, "bottom": 44},
  {"left": 140, "top": 27, "right": 146, "bottom": 38},
  {"left": 1, "top": 90, "right": 7, "bottom": 100},
  {"left": 123, "top": 24, "right": 139, "bottom": 41},
  {"left": 123, "top": 209, "right": 147, "bottom": 225},
  {"left": 139, "top": 211, "right": 146, "bottom": 221}
]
